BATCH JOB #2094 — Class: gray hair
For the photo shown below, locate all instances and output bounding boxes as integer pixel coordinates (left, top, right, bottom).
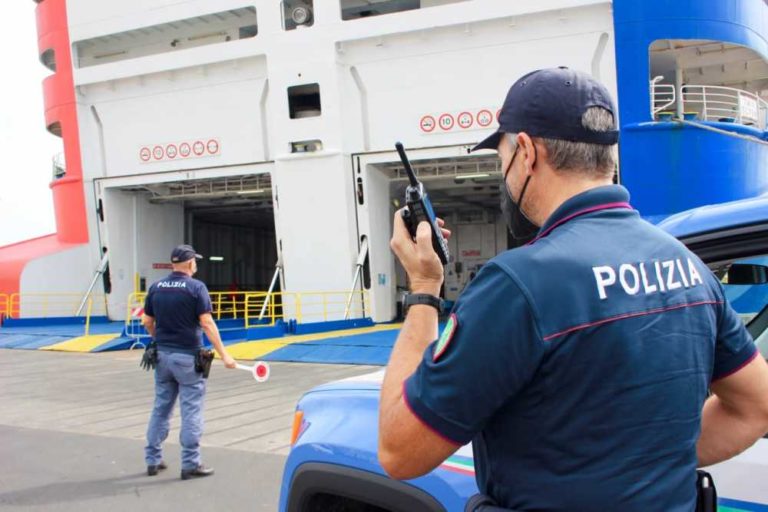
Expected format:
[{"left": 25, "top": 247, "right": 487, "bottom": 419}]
[{"left": 507, "top": 107, "right": 617, "bottom": 178}]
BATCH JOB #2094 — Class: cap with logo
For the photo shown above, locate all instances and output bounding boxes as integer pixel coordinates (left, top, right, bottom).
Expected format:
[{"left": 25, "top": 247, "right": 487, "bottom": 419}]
[
  {"left": 171, "top": 244, "right": 203, "bottom": 263},
  {"left": 472, "top": 67, "right": 618, "bottom": 152}
]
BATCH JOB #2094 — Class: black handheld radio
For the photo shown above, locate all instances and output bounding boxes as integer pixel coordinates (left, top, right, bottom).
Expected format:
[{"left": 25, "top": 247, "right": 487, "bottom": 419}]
[{"left": 395, "top": 142, "right": 450, "bottom": 265}]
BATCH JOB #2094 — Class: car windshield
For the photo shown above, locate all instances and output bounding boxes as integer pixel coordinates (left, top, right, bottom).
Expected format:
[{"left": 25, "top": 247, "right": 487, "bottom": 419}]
[{"left": 712, "top": 255, "right": 768, "bottom": 358}]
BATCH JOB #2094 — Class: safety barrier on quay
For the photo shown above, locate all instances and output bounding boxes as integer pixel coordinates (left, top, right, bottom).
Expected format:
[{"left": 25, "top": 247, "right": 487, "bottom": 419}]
[
  {"left": 124, "top": 289, "right": 372, "bottom": 348},
  {"left": 0, "top": 293, "right": 107, "bottom": 336}
]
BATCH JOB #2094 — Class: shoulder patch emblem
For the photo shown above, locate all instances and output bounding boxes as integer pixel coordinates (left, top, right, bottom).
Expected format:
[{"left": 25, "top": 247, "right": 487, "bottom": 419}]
[{"left": 433, "top": 313, "right": 459, "bottom": 362}]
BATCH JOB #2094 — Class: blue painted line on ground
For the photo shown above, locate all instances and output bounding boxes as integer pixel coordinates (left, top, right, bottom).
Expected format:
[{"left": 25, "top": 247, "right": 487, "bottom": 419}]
[
  {"left": 0, "top": 323, "right": 123, "bottom": 336},
  {"left": 0, "top": 319, "right": 440, "bottom": 363},
  {"left": 2, "top": 316, "right": 113, "bottom": 327},
  {"left": 262, "top": 344, "right": 391, "bottom": 365},
  {"left": 291, "top": 318, "right": 374, "bottom": 335},
  {"left": 295, "top": 329, "right": 400, "bottom": 347},
  {"left": 255, "top": 322, "right": 450, "bottom": 364},
  {"left": 0, "top": 334, "right": 72, "bottom": 350}
]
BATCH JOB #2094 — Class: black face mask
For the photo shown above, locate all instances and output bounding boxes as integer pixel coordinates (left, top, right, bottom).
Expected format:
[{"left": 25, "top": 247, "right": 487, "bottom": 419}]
[{"left": 500, "top": 146, "right": 540, "bottom": 247}]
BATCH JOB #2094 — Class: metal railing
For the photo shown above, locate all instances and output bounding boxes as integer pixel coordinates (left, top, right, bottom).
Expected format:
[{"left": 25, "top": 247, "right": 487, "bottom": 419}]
[
  {"left": 244, "top": 292, "right": 282, "bottom": 327},
  {"left": 681, "top": 85, "right": 768, "bottom": 128},
  {"left": 4, "top": 293, "right": 107, "bottom": 319},
  {"left": 125, "top": 292, "right": 149, "bottom": 348},
  {"left": 0, "top": 292, "right": 104, "bottom": 337},
  {"left": 126, "top": 289, "right": 371, "bottom": 338},
  {"left": 650, "top": 79, "right": 768, "bottom": 129},
  {"left": 244, "top": 290, "right": 370, "bottom": 327},
  {"left": 296, "top": 290, "right": 370, "bottom": 324},
  {"left": 209, "top": 291, "right": 261, "bottom": 320},
  {"left": 0, "top": 293, "right": 8, "bottom": 322},
  {"left": 651, "top": 76, "right": 676, "bottom": 116}
]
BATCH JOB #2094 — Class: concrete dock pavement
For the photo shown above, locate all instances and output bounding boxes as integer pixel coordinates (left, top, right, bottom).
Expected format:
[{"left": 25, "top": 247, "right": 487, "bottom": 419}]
[{"left": 0, "top": 349, "right": 377, "bottom": 511}]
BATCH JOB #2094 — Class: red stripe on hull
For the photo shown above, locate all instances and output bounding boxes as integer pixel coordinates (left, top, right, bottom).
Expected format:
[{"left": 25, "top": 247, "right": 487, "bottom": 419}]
[{"left": 0, "top": 0, "right": 88, "bottom": 298}]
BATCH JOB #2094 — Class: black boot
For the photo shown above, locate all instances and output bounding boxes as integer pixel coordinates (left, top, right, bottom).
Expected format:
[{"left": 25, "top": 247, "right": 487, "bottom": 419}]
[
  {"left": 147, "top": 461, "right": 167, "bottom": 476},
  {"left": 181, "top": 464, "right": 214, "bottom": 480}
]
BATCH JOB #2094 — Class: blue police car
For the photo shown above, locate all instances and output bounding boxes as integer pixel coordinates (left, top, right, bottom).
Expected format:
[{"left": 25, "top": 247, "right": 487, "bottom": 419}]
[{"left": 279, "top": 196, "right": 768, "bottom": 512}]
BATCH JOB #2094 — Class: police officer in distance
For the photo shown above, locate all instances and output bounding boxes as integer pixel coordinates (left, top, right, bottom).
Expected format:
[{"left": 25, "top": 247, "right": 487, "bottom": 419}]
[
  {"left": 142, "top": 244, "right": 236, "bottom": 480},
  {"left": 379, "top": 68, "right": 768, "bottom": 511}
]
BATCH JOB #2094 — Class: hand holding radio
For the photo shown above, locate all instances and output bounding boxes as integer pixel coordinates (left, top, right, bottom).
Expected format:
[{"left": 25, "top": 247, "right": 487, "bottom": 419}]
[
  {"left": 395, "top": 142, "right": 451, "bottom": 265},
  {"left": 390, "top": 143, "right": 452, "bottom": 295}
]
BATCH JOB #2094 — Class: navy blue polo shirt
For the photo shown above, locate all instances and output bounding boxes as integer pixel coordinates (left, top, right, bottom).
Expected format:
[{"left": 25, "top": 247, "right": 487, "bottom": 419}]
[
  {"left": 144, "top": 271, "right": 213, "bottom": 354},
  {"left": 404, "top": 185, "right": 756, "bottom": 511}
]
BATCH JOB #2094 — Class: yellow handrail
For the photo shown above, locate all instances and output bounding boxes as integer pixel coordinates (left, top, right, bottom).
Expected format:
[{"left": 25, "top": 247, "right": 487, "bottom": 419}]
[
  {"left": 6, "top": 293, "right": 107, "bottom": 319},
  {"left": 127, "top": 289, "right": 370, "bottom": 334},
  {"left": 0, "top": 293, "right": 8, "bottom": 320},
  {"left": 243, "top": 290, "right": 370, "bottom": 328},
  {"left": 84, "top": 297, "right": 93, "bottom": 336}
]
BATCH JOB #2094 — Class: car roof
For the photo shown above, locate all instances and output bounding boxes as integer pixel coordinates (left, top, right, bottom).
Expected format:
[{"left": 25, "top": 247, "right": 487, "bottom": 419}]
[{"left": 658, "top": 195, "right": 768, "bottom": 239}]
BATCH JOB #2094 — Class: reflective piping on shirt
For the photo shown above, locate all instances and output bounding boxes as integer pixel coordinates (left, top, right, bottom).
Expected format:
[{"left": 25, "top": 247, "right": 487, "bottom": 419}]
[
  {"left": 542, "top": 300, "right": 723, "bottom": 341},
  {"left": 527, "top": 202, "right": 632, "bottom": 245}
]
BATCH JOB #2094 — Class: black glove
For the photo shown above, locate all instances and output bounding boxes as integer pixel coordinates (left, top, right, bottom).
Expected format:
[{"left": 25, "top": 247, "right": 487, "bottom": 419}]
[{"left": 140, "top": 342, "right": 158, "bottom": 371}]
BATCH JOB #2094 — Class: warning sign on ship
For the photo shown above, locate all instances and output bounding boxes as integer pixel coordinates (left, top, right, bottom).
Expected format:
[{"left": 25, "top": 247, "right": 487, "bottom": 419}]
[
  {"left": 420, "top": 115, "right": 436, "bottom": 133},
  {"left": 457, "top": 112, "right": 473, "bottom": 129},
  {"left": 476, "top": 110, "right": 493, "bottom": 127},
  {"left": 438, "top": 113, "right": 455, "bottom": 131}
]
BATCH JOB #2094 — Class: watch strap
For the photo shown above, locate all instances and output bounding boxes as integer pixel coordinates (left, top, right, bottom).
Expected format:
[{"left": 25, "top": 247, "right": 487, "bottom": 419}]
[{"left": 404, "top": 293, "right": 443, "bottom": 314}]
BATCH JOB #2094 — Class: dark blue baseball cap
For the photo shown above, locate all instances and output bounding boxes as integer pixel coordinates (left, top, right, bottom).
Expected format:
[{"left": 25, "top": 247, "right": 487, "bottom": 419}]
[
  {"left": 471, "top": 67, "right": 618, "bottom": 152},
  {"left": 171, "top": 244, "right": 203, "bottom": 263}
]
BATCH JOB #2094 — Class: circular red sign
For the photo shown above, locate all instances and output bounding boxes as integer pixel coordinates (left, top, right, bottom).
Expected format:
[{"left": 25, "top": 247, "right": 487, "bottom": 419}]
[
  {"left": 457, "top": 112, "right": 473, "bottom": 129},
  {"left": 438, "top": 113, "right": 455, "bottom": 131},
  {"left": 152, "top": 145, "right": 164, "bottom": 160},
  {"left": 206, "top": 139, "right": 219, "bottom": 154},
  {"left": 139, "top": 147, "right": 151, "bottom": 162},
  {"left": 476, "top": 110, "right": 493, "bottom": 127},
  {"left": 166, "top": 144, "right": 178, "bottom": 159},
  {"left": 179, "top": 143, "right": 191, "bottom": 158},
  {"left": 419, "top": 115, "right": 436, "bottom": 133},
  {"left": 256, "top": 364, "right": 267, "bottom": 378},
  {"left": 496, "top": 109, "right": 502, "bottom": 122},
  {"left": 192, "top": 141, "right": 205, "bottom": 156}
]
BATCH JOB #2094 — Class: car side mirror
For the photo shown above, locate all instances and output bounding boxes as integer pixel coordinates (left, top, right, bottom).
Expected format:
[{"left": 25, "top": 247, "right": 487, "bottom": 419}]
[{"left": 725, "top": 263, "right": 768, "bottom": 285}]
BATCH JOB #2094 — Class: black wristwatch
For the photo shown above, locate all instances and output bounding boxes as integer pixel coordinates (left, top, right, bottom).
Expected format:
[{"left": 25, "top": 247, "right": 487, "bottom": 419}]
[{"left": 403, "top": 293, "right": 444, "bottom": 315}]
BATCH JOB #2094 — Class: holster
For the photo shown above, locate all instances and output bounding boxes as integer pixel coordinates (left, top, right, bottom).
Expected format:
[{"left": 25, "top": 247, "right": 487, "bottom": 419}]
[
  {"left": 195, "top": 348, "right": 215, "bottom": 379},
  {"left": 140, "top": 342, "right": 158, "bottom": 372},
  {"left": 696, "top": 470, "right": 717, "bottom": 512}
]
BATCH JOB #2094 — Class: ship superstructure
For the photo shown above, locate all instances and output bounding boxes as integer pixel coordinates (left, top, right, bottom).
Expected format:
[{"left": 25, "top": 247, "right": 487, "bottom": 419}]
[{"left": 1, "top": 0, "right": 766, "bottom": 325}]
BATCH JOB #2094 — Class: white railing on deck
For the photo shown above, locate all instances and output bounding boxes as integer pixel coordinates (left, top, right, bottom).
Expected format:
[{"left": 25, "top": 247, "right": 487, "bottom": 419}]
[
  {"left": 681, "top": 85, "right": 768, "bottom": 129},
  {"left": 650, "top": 79, "right": 768, "bottom": 130},
  {"left": 650, "top": 76, "right": 676, "bottom": 116}
]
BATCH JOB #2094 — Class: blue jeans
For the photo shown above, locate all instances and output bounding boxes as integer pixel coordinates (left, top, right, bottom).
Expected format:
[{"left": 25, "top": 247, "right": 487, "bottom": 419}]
[{"left": 144, "top": 351, "right": 206, "bottom": 470}]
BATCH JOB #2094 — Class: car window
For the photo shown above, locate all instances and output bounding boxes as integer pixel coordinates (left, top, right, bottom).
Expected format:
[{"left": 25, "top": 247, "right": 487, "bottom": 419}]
[{"left": 713, "top": 255, "right": 768, "bottom": 358}]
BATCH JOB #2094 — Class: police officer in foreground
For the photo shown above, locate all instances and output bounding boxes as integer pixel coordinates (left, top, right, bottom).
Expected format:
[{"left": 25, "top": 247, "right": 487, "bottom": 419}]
[
  {"left": 142, "top": 244, "right": 236, "bottom": 480},
  {"left": 379, "top": 68, "right": 768, "bottom": 511}
]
